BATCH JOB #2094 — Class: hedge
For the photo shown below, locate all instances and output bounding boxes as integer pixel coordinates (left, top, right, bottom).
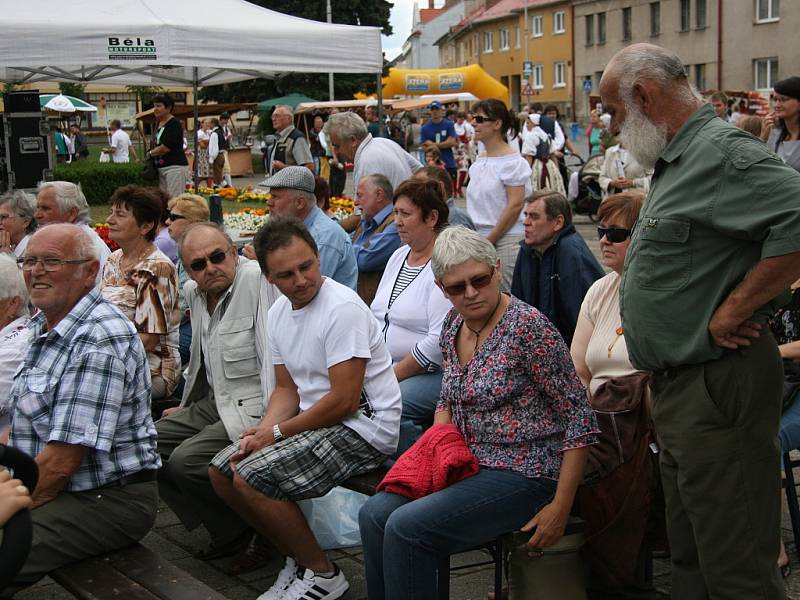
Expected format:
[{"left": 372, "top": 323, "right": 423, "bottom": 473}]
[{"left": 53, "top": 161, "right": 157, "bottom": 205}]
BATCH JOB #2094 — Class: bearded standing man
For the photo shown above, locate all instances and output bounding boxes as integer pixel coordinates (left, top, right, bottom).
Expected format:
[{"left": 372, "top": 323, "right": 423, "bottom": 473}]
[{"left": 601, "top": 43, "right": 800, "bottom": 599}]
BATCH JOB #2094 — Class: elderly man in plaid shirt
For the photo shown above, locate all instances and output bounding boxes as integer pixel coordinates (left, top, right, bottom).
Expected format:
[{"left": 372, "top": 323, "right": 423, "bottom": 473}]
[{"left": 4, "top": 223, "right": 160, "bottom": 592}]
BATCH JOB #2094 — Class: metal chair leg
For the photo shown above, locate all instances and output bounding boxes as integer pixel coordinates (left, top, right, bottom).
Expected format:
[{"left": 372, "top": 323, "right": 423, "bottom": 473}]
[
  {"left": 437, "top": 555, "right": 450, "bottom": 600},
  {"left": 493, "top": 537, "right": 504, "bottom": 599},
  {"left": 783, "top": 452, "right": 800, "bottom": 558}
]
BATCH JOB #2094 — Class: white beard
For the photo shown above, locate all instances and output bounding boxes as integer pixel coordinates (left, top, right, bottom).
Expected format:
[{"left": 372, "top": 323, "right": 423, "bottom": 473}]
[{"left": 619, "top": 99, "right": 668, "bottom": 170}]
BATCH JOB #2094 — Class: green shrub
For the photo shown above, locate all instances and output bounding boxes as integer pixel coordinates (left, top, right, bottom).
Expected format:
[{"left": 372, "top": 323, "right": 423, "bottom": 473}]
[{"left": 53, "top": 161, "right": 158, "bottom": 205}]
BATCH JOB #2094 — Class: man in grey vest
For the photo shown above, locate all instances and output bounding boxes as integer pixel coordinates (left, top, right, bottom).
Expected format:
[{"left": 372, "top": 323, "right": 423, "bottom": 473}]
[
  {"left": 268, "top": 105, "right": 314, "bottom": 176},
  {"left": 156, "top": 223, "right": 281, "bottom": 562}
]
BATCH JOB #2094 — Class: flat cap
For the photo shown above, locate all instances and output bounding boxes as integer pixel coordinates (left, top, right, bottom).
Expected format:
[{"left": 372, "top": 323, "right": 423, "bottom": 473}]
[{"left": 259, "top": 166, "right": 315, "bottom": 193}]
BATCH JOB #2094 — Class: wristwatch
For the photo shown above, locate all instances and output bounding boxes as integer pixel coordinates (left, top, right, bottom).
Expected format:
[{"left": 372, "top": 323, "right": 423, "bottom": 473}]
[{"left": 272, "top": 423, "right": 284, "bottom": 443}]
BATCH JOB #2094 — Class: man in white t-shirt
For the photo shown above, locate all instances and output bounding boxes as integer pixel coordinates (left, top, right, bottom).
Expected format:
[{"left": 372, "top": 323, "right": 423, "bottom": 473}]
[
  {"left": 209, "top": 216, "right": 400, "bottom": 600},
  {"left": 108, "top": 119, "right": 136, "bottom": 163}
]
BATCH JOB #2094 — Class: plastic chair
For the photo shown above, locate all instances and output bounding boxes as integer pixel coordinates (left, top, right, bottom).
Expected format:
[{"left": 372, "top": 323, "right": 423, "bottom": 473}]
[{"left": 0, "top": 444, "right": 38, "bottom": 593}]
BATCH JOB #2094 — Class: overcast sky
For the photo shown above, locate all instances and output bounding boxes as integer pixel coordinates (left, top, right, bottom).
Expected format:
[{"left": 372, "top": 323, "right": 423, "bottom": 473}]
[{"left": 383, "top": 0, "right": 445, "bottom": 60}]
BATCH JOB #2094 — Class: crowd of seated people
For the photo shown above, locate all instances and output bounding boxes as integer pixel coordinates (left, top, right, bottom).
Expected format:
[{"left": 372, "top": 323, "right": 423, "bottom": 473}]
[{"left": 3, "top": 60, "right": 800, "bottom": 600}]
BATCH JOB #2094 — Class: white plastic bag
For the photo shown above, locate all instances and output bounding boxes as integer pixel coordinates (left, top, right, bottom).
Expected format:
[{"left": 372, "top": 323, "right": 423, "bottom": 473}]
[
  {"left": 298, "top": 486, "right": 368, "bottom": 550},
  {"left": 99, "top": 150, "right": 110, "bottom": 163}
]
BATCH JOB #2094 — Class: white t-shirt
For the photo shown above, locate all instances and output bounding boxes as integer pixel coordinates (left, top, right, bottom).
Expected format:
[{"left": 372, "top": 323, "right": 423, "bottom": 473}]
[
  {"left": 268, "top": 278, "right": 401, "bottom": 454},
  {"left": 110, "top": 129, "right": 132, "bottom": 163},
  {"left": 466, "top": 153, "right": 532, "bottom": 237}
]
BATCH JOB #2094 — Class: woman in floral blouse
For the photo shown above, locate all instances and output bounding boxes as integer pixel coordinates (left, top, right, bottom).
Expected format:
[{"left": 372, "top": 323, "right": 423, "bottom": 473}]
[
  {"left": 101, "top": 185, "right": 181, "bottom": 400},
  {"left": 359, "top": 226, "right": 598, "bottom": 600}
]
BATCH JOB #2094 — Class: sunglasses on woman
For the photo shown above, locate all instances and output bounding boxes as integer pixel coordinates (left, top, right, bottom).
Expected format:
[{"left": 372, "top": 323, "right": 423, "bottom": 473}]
[
  {"left": 189, "top": 249, "right": 229, "bottom": 272},
  {"left": 167, "top": 212, "right": 186, "bottom": 221},
  {"left": 440, "top": 267, "right": 495, "bottom": 296},
  {"left": 472, "top": 115, "right": 495, "bottom": 124},
  {"left": 597, "top": 227, "right": 632, "bottom": 243}
]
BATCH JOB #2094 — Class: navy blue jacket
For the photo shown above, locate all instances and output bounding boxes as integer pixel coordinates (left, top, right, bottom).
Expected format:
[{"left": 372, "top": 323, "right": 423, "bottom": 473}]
[{"left": 511, "top": 225, "right": 605, "bottom": 345}]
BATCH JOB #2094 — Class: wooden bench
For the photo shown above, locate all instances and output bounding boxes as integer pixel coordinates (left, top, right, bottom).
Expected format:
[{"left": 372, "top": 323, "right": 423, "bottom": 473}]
[{"left": 51, "top": 543, "right": 227, "bottom": 600}]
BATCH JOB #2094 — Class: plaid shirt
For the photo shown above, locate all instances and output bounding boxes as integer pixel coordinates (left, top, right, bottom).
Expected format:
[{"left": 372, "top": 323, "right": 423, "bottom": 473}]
[{"left": 9, "top": 289, "right": 160, "bottom": 491}]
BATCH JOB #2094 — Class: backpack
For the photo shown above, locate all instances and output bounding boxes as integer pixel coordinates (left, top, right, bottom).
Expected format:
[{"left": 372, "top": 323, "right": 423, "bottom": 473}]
[{"left": 534, "top": 134, "right": 551, "bottom": 161}]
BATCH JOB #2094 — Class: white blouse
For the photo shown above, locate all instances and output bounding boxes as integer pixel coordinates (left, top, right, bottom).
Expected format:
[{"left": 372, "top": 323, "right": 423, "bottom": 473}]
[{"left": 466, "top": 153, "right": 532, "bottom": 237}]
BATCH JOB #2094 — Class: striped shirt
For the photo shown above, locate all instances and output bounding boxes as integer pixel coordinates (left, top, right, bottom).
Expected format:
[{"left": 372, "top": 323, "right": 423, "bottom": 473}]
[
  {"left": 389, "top": 262, "right": 425, "bottom": 307},
  {"left": 9, "top": 289, "right": 160, "bottom": 491}
]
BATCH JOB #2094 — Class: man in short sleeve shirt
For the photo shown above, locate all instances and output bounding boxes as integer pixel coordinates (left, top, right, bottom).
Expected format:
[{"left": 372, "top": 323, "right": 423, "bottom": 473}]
[
  {"left": 421, "top": 101, "right": 458, "bottom": 181},
  {"left": 602, "top": 43, "right": 800, "bottom": 599},
  {"left": 7, "top": 224, "right": 159, "bottom": 592},
  {"left": 209, "top": 216, "right": 400, "bottom": 600}
]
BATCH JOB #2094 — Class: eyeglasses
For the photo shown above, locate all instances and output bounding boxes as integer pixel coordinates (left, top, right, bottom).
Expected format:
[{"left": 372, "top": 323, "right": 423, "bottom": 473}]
[
  {"left": 167, "top": 212, "right": 186, "bottom": 221},
  {"left": 771, "top": 95, "right": 794, "bottom": 104},
  {"left": 440, "top": 267, "right": 495, "bottom": 296},
  {"left": 473, "top": 115, "right": 495, "bottom": 124},
  {"left": 597, "top": 227, "right": 632, "bottom": 243},
  {"left": 18, "top": 256, "right": 90, "bottom": 272},
  {"left": 188, "top": 249, "right": 229, "bottom": 272},
  {"left": 0, "top": 214, "right": 19, "bottom": 222}
]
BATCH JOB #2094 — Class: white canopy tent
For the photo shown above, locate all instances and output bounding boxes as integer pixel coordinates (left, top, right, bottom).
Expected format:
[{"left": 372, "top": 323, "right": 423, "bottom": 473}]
[
  {"left": 0, "top": 0, "right": 383, "bottom": 86},
  {"left": 0, "top": 0, "right": 385, "bottom": 185}
]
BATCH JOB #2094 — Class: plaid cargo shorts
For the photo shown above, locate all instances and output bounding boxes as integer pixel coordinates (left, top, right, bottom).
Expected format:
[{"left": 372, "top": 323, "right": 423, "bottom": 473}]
[{"left": 210, "top": 424, "right": 386, "bottom": 501}]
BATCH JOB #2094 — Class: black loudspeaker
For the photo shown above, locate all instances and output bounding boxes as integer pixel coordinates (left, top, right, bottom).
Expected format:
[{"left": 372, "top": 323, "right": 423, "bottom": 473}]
[
  {"left": 2, "top": 114, "right": 53, "bottom": 190},
  {"left": 4, "top": 91, "right": 40, "bottom": 114}
]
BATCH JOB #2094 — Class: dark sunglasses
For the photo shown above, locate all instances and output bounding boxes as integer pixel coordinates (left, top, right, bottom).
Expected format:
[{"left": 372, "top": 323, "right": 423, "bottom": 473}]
[
  {"left": 472, "top": 115, "right": 495, "bottom": 124},
  {"left": 167, "top": 212, "right": 186, "bottom": 221},
  {"left": 189, "top": 249, "right": 228, "bottom": 272},
  {"left": 440, "top": 267, "right": 495, "bottom": 296},
  {"left": 597, "top": 227, "right": 631, "bottom": 243}
]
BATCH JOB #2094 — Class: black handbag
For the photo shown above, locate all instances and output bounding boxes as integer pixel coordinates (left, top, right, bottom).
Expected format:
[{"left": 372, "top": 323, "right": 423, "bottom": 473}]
[{"left": 142, "top": 156, "right": 159, "bottom": 181}]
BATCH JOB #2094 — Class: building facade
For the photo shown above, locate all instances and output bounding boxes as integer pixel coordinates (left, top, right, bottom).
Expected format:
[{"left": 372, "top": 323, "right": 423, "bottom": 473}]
[
  {"left": 437, "top": 0, "right": 574, "bottom": 115},
  {"left": 395, "top": 0, "right": 468, "bottom": 71},
  {"left": 572, "top": 0, "right": 720, "bottom": 118}
]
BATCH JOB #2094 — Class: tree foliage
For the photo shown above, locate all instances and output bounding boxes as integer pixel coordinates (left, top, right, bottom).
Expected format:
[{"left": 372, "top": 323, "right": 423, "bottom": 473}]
[{"left": 200, "top": 0, "right": 392, "bottom": 105}]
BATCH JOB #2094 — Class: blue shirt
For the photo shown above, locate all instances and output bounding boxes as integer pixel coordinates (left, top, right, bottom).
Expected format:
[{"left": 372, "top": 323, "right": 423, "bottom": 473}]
[
  {"left": 421, "top": 118, "right": 458, "bottom": 169},
  {"left": 9, "top": 289, "right": 160, "bottom": 491},
  {"left": 353, "top": 203, "right": 402, "bottom": 272},
  {"left": 304, "top": 205, "right": 359, "bottom": 289}
]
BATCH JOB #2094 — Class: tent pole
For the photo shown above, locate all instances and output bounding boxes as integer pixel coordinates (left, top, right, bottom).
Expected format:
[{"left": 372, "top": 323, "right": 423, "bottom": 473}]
[
  {"left": 377, "top": 72, "right": 384, "bottom": 138},
  {"left": 192, "top": 67, "right": 200, "bottom": 192}
]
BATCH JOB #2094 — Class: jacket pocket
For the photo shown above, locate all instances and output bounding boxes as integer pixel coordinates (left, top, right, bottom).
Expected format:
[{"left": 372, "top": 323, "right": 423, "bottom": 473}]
[
  {"left": 635, "top": 217, "right": 691, "bottom": 291},
  {"left": 219, "top": 316, "right": 259, "bottom": 379}
]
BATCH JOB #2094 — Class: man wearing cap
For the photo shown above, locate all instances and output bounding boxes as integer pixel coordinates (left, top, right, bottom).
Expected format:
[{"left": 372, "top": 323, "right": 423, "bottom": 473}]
[
  {"left": 257, "top": 166, "right": 358, "bottom": 289},
  {"left": 421, "top": 101, "right": 458, "bottom": 181}
]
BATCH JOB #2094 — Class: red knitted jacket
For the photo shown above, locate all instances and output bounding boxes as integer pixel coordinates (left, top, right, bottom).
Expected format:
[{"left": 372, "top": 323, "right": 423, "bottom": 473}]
[{"left": 377, "top": 423, "right": 480, "bottom": 499}]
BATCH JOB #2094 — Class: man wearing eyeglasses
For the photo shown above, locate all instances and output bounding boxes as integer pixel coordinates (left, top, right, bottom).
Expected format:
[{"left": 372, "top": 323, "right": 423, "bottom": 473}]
[
  {"left": 511, "top": 191, "right": 604, "bottom": 346},
  {"left": 154, "top": 222, "right": 281, "bottom": 567},
  {"left": 5, "top": 223, "right": 160, "bottom": 592}
]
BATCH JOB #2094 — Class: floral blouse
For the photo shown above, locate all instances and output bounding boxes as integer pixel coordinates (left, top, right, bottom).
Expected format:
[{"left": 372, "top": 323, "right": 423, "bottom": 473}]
[
  {"left": 101, "top": 248, "right": 182, "bottom": 395},
  {"left": 437, "top": 296, "right": 598, "bottom": 480}
]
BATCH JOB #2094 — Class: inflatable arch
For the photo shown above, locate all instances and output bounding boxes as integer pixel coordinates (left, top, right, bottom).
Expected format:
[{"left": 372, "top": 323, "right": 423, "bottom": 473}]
[{"left": 382, "top": 65, "right": 509, "bottom": 105}]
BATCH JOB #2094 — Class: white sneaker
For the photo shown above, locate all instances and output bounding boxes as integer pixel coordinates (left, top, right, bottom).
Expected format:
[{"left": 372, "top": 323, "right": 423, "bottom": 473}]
[
  {"left": 282, "top": 564, "right": 349, "bottom": 600},
  {"left": 257, "top": 556, "right": 298, "bottom": 600}
]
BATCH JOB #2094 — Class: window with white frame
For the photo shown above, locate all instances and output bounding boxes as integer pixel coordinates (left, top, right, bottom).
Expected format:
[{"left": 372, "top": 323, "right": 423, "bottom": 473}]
[
  {"left": 532, "top": 15, "right": 543, "bottom": 37},
  {"left": 515, "top": 26, "right": 521, "bottom": 48},
  {"left": 484, "top": 31, "right": 494, "bottom": 53},
  {"left": 554, "top": 61, "right": 566, "bottom": 87},
  {"left": 554, "top": 10, "right": 566, "bottom": 34},
  {"left": 598, "top": 12, "right": 607, "bottom": 43},
  {"left": 533, "top": 64, "right": 544, "bottom": 89},
  {"left": 756, "top": 0, "right": 779, "bottom": 22},
  {"left": 499, "top": 28, "right": 510, "bottom": 50},
  {"left": 754, "top": 57, "right": 778, "bottom": 89}
]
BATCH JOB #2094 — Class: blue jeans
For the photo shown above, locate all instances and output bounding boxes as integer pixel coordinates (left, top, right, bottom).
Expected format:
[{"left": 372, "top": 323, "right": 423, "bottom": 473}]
[
  {"left": 396, "top": 371, "right": 443, "bottom": 456},
  {"left": 179, "top": 319, "right": 192, "bottom": 368},
  {"left": 780, "top": 391, "right": 800, "bottom": 453},
  {"left": 359, "top": 468, "right": 557, "bottom": 600}
]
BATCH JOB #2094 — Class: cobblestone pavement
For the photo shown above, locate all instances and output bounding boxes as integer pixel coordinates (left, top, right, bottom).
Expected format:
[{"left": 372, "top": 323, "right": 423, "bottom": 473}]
[{"left": 14, "top": 181, "right": 800, "bottom": 599}]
